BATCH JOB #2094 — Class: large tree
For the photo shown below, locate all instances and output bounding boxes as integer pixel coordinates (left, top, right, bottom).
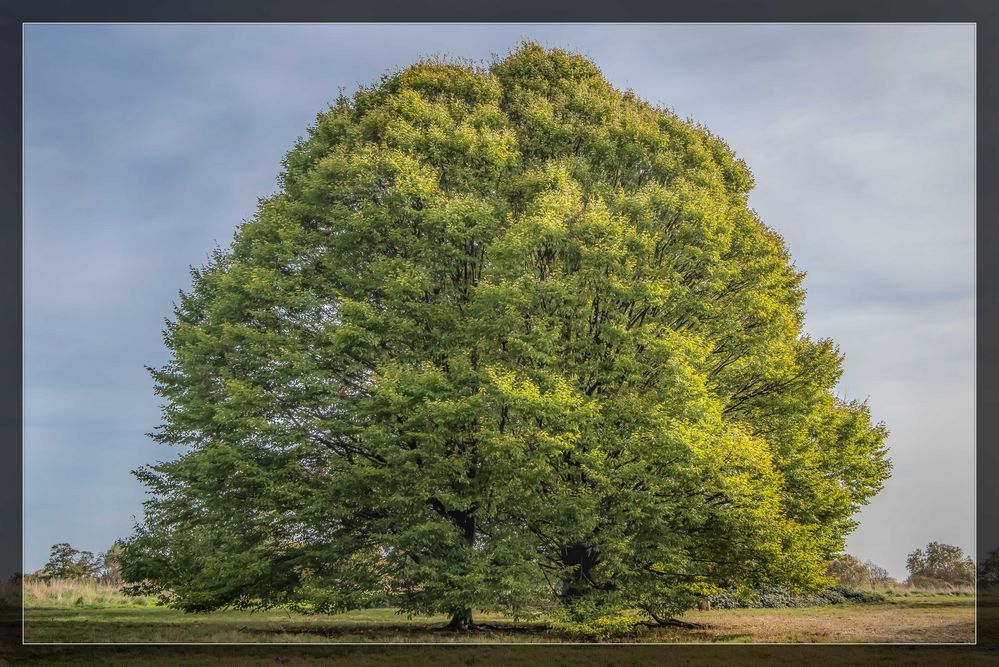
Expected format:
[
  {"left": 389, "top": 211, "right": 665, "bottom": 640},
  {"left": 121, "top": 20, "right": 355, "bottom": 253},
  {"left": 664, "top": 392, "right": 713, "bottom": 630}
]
[{"left": 123, "top": 43, "right": 891, "bottom": 634}]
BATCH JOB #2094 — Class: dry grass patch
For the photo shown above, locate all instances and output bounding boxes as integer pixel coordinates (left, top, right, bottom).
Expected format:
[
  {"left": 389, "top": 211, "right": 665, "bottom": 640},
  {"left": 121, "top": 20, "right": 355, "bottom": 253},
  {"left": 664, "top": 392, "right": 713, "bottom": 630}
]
[
  {"left": 23, "top": 578, "right": 157, "bottom": 609},
  {"left": 673, "top": 597, "right": 974, "bottom": 643}
]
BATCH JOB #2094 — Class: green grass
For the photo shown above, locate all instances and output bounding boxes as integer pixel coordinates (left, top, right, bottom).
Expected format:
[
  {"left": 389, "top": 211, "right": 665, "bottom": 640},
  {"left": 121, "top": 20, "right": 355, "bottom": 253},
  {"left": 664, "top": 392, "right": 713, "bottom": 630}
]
[
  {"left": 14, "top": 578, "right": 980, "bottom": 645},
  {"left": 22, "top": 606, "right": 552, "bottom": 643},
  {"left": 0, "top": 595, "right": 999, "bottom": 667},
  {"left": 6, "top": 597, "right": 997, "bottom": 667},
  {"left": 20, "top": 595, "right": 976, "bottom": 644}
]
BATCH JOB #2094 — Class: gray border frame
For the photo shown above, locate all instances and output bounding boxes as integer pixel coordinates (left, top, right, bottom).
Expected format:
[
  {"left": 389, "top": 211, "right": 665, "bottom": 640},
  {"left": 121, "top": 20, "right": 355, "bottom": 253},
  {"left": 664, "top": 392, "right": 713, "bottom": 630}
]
[{"left": 4, "top": 2, "right": 996, "bottom": 664}]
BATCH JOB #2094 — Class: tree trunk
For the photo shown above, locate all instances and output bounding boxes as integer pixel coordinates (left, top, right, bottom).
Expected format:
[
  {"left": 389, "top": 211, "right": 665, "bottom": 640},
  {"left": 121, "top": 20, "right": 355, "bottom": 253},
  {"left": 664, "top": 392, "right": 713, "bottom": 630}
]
[
  {"left": 559, "top": 542, "right": 601, "bottom": 605},
  {"left": 443, "top": 510, "right": 476, "bottom": 631},
  {"left": 653, "top": 616, "right": 704, "bottom": 629},
  {"left": 462, "top": 513, "right": 475, "bottom": 548},
  {"left": 445, "top": 608, "right": 474, "bottom": 631},
  {"left": 646, "top": 609, "right": 705, "bottom": 630}
]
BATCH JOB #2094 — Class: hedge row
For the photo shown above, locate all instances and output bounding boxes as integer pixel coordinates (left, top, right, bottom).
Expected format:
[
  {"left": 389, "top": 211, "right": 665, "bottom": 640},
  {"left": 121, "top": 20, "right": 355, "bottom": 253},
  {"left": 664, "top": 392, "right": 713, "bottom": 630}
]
[{"left": 707, "top": 585, "right": 886, "bottom": 609}]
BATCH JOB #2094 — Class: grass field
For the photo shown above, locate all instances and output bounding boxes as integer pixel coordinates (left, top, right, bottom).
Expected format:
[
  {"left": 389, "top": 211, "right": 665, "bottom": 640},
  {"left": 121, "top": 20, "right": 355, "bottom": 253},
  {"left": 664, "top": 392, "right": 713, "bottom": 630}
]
[
  {"left": 17, "top": 579, "right": 976, "bottom": 644},
  {"left": 6, "top": 594, "right": 998, "bottom": 667}
]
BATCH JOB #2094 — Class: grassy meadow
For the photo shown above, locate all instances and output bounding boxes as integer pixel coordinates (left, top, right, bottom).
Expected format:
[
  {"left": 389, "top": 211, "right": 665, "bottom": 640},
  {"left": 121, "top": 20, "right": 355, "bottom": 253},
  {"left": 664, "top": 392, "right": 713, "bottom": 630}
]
[{"left": 16, "top": 578, "right": 976, "bottom": 645}]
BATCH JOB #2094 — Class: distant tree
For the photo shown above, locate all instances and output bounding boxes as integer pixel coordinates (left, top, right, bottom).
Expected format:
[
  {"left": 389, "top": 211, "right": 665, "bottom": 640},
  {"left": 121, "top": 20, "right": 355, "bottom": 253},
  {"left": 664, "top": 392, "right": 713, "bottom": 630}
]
[
  {"left": 906, "top": 542, "right": 974, "bottom": 586},
  {"left": 979, "top": 548, "right": 999, "bottom": 590},
  {"left": 827, "top": 555, "right": 869, "bottom": 587},
  {"left": 97, "top": 540, "right": 126, "bottom": 584},
  {"left": 864, "top": 561, "right": 894, "bottom": 585},
  {"left": 42, "top": 543, "right": 100, "bottom": 579},
  {"left": 826, "top": 554, "right": 894, "bottom": 588}
]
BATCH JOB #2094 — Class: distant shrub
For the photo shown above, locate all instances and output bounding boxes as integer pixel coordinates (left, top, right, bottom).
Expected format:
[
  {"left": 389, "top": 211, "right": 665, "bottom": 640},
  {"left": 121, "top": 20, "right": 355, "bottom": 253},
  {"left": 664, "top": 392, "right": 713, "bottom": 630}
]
[
  {"left": 828, "top": 585, "right": 885, "bottom": 603},
  {"left": 707, "top": 590, "right": 741, "bottom": 609},
  {"left": 908, "top": 575, "right": 951, "bottom": 590},
  {"left": 706, "top": 585, "right": 885, "bottom": 609},
  {"left": 747, "top": 585, "right": 794, "bottom": 608}
]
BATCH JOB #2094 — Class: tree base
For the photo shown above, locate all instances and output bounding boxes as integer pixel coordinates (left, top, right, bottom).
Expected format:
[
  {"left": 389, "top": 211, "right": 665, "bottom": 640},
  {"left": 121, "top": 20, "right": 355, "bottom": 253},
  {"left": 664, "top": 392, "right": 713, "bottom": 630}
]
[
  {"left": 644, "top": 610, "right": 705, "bottom": 630},
  {"left": 654, "top": 617, "right": 704, "bottom": 629},
  {"left": 444, "top": 610, "right": 476, "bottom": 631}
]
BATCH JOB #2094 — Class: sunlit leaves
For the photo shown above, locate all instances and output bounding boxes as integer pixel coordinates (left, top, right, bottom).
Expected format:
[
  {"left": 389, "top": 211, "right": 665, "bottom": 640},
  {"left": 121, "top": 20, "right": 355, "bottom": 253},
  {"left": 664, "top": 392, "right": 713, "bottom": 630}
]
[{"left": 125, "top": 42, "right": 890, "bottom": 632}]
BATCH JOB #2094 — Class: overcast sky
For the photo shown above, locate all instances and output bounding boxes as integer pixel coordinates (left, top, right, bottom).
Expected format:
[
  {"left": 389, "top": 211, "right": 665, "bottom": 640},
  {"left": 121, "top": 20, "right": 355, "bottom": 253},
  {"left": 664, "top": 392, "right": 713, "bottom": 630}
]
[{"left": 23, "top": 24, "right": 975, "bottom": 579}]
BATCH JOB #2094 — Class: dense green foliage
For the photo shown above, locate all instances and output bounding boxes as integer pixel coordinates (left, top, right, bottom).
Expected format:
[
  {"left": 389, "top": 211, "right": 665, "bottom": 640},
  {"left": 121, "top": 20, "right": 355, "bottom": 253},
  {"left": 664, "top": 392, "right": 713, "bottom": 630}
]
[{"left": 124, "top": 43, "right": 891, "bottom": 635}]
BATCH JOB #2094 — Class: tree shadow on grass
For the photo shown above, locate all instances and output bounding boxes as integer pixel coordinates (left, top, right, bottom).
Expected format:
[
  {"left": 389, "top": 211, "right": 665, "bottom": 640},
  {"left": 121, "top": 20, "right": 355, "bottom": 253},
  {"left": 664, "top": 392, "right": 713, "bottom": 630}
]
[
  {"left": 253, "top": 621, "right": 732, "bottom": 643},
  {"left": 252, "top": 621, "right": 552, "bottom": 641}
]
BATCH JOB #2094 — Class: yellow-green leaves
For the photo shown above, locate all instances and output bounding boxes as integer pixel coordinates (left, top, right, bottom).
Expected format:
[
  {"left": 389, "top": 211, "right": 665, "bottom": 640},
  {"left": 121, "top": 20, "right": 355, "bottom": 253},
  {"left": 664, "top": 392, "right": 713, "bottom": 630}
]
[{"left": 129, "top": 42, "right": 890, "bottom": 631}]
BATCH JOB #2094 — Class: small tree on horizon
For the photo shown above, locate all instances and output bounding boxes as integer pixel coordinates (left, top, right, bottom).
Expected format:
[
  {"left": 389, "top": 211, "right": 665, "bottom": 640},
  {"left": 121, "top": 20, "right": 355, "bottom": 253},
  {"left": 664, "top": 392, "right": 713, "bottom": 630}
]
[
  {"left": 42, "top": 543, "right": 101, "bottom": 580},
  {"left": 864, "top": 561, "right": 894, "bottom": 585},
  {"left": 906, "top": 542, "right": 974, "bottom": 586},
  {"left": 826, "top": 555, "right": 895, "bottom": 589},
  {"left": 97, "top": 540, "right": 127, "bottom": 584},
  {"left": 826, "top": 555, "right": 865, "bottom": 587}
]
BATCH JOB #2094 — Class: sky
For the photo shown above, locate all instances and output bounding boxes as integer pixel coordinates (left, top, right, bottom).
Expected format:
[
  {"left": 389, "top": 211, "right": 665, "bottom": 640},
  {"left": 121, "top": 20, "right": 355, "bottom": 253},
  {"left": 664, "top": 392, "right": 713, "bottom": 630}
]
[{"left": 23, "top": 24, "right": 975, "bottom": 580}]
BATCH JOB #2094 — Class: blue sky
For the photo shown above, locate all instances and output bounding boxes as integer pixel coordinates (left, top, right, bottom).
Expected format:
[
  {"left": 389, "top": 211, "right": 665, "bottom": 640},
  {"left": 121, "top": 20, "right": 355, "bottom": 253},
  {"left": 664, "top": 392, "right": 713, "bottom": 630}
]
[{"left": 23, "top": 24, "right": 975, "bottom": 579}]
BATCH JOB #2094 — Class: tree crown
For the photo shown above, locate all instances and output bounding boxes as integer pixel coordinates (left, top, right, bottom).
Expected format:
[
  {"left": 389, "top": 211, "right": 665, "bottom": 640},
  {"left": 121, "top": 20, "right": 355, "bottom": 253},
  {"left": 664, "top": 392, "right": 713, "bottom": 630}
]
[{"left": 124, "top": 42, "right": 891, "bottom": 634}]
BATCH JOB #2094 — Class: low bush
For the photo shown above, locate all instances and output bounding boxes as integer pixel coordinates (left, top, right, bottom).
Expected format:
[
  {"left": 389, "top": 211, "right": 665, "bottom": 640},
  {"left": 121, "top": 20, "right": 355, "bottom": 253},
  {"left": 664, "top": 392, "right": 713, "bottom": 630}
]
[
  {"left": 549, "top": 600, "right": 646, "bottom": 640},
  {"left": 706, "top": 590, "right": 741, "bottom": 609},
  {"left": 706, "top": 585, "right": 886, "bottom": 609},
  {"left": 830, "top": 585, "right": 885, "bottom": 603}
]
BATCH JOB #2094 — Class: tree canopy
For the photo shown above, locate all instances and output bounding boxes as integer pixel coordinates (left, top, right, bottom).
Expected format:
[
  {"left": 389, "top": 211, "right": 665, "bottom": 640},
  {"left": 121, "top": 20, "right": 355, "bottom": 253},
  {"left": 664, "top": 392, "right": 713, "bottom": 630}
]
[{"left": 123, "top": 43, "right": 891, "bottom": 635}]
